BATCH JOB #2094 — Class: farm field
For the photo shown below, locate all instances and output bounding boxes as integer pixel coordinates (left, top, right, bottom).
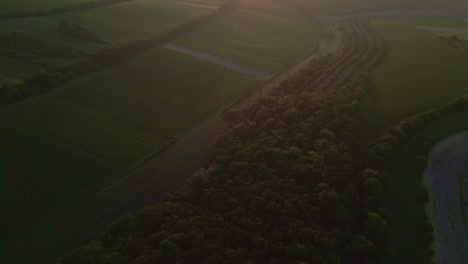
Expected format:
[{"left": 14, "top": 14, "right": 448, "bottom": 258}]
[
  {"left": 0, "top": 17, "right": 104, "bottom": 51},
  {"left": 0, "top": 45, "right": 258, "bottom": 249},
  {"left": 0, "top": 0, "right": 91, "bottom": 13},
  {"left": 60, "top": 0, "right": 219, "bottom": 43},
  {"left": 0, "top": 0, "right": 225, "bottom": 84},
  {"left": 60, "top": 47, "right": 259, "bottom": 135},
  {"left": 416, "top": 26, "right": 468, "bottom": 40},
  {"left": 353, "top": 19, "right": 468, "bottom": 141},
  {"left": 0, "top": 114, "right": 124, "bottom": 238},
  {"left": 176, "top": 0, "right": 323, "bottom": 72},
  {"left": 380, "top": 16, "right": 468, "bottom": 40},
  {"left": 385, "top": 109, "right": 468, "bottom": 264},
  {"left": 288, "top": 0, "right": 466, "bottom": 15}
]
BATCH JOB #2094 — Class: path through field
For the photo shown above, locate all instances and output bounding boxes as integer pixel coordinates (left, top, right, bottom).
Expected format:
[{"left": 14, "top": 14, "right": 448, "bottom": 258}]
[
  {"left": 423, "top": 132, "right": 468, "bottom": 264},
  {"left": 164, "top": 43, "right": 273, "bottom": 78},
  {"left": 6, "top": 22, "right": 386, "bottom": 263}
]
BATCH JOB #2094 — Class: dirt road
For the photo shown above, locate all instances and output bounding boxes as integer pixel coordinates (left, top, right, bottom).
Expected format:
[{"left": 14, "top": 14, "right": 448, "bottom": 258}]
[
  {"left": 423, "top": 132, "right": 468, "bottom": 264},
  {"left": 164, "top": 43, "right": 273, "bottom": 78}
]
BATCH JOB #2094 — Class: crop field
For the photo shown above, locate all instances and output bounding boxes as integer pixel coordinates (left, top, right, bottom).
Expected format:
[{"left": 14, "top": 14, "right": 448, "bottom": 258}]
[
  {"left": 0, "top": 0, "right": 90, "bottom": 13},
  {"left": 0, "top": 93, "right": 173, "bottom": 236},
  {"left": 0, "top": 45, "right": 258, "bottom": 242},
  {"left": 0, "top": 56, "right": 42, "bottom": 81},
  {"left": 385, "top": 109, "right": 468, "bottom": 263},
  {"left": 176, "top": 0, "right": 323, "bottom": 72},
  {"left": 0, "top": 114, "right": 124, "bottom": 236},
  {"left": 60, "top": 0, "right": 219, "bottom": 43},
  {"left": 1, "top": 95, "right": 172, "bottom": 166},
  {"left": 416, "top": 26, "right": 468, "bottom": 40},
  {"left": 60, "top": 47, "right": 259, "bottom": 135},
  {"left": 288, "top": 0, "right": 466, "bottom": 15},
  {"left": 0, "top": 0, "right": 226, "bottom": 84},
  {"left": 0, "top": 17, "right": 104, "bottom": 51},
  {"left": 353, "top": 20, "right": 468, "bottom": 141}
]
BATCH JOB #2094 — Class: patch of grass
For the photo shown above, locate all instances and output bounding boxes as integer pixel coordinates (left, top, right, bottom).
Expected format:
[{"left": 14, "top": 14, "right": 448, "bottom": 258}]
[
  {"left": 390, "top": 17, "right": 468, "bottom": 29},
  {"left": 176, "top": 0, "right": 322, "bottom": 72},
  {"left": 290, "top": 0, "right": 465, "bottom": 15},
  {"left": 386, "top": 109, "right": 468, "bottom": 263},
  {"left": 59, "top": 47, "right": 260, "bottom": 136},
  {"left": 0, "top": 0, "right": 91, "bottom": 13},
  {"left": 1, "top": 95, "right": 172, "bottom": 167},
  {"left": 0, "top": 114, "right": 124, "bottom": 237},
  {"left": 354, "top": 20, "right": 468, "bottom": 141},
  {"left": 0, "top": 56, "right": 42, "bottom": 79},
  {"left": 0, "top": 17, "right": 105, "bottom": 52},
  {"left": 61, "top": 0, "right": 212, "bottom": 43}
]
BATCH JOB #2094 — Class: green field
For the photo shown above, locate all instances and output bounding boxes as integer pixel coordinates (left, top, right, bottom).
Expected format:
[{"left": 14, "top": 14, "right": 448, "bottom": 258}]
[
  {"left": 176, "top": 0, "right": 323, "bottom": 72},
  {"left": 354, "top": 20, "right": 468, "bottom": 141},
  {"left": 0, "top": 56, "right": 42, "bottom": 81},
  {"left": 0, "top": 0, "right": 91, "bottom": 13},
  {"left": 385, "top": 109, "right": 468, "bottom": 263},
  {"left": 60, "top": 0, "right": 218, "bottom": 42},
  {"left": 0, "top": 0, "right": 225, "bottom": 84},
  {"left": 0, "top": 114, "right": 124, "bottom": 235},
  {"left": 0, "top": 17, "right": 104, "bottom": 51},
  {"left": 0, "top": 46, "right": 258, "bottom": 240},
  {"left": 60, "top": 47, "right": 259, "bottom": 135},
  {"left": 290, "top": 0, "right": 466, "bottom": 15}
]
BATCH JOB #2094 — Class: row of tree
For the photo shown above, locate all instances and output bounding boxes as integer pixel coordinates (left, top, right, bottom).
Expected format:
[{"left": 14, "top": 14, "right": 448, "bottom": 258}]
[
  {"left": 57, "top": 23, "right": 393, "bottom": 263},
  {"left": 0, "top": 31, "right": 82, "bottom": 61},
  {"left": 58, "top": 19, "right": 106, "bottom": 44}
]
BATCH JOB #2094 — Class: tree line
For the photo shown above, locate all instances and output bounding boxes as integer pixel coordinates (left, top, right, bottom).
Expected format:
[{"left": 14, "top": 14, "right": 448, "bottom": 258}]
[
  {"left": 365, "top": 93, "right": 467, "bottom": 263},
  {"left": 56, "top": 24, "right": 394, "bottom": 263},
  {"left": 0, "top": 31, "right": 82, "bottom": 62},
  {"left": 58, "top": 19, "right": 106, "bottom": 44}
]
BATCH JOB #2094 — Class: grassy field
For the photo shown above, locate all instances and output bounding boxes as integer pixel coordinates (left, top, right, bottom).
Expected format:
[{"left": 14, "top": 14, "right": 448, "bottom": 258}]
[
  {"left": 60, "top": 0, "right": 217, "bottom": 43},
  {"left": 60, "top": 47, "right": 259, "bottom": 135},
  {"left": 0, "top": 56, "right": 42, "bottom": 81},
  {"left": 385, "top": 109, "right": 468, "bottom": 263},
  {"left": 0, "top": 0, "right": 91, "bottom": 13},
  {"left": 0, "top": 46, "right": 258, "bottom": 247},
  {"left": 0, "top": 114, "right": 124, "bottom": 236},
  {"left": 353, "top": 20, "right": 468, "bottom": 141},
  {"left": 289, "top": 0, "right": 466, "bottom": 15},
  {"left": 176, "top": 0, "right": 323, "bottom": 72},
  {"left": 0, "top": 16, "right": 104, "bottom": 51}
]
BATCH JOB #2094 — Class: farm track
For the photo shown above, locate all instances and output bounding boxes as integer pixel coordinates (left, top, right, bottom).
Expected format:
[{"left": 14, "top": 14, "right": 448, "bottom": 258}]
[
  {"left": 5, "top": 21, "right": 385, "bottom": 264},
  {"left": 164, "top": 43, "right": 273, "bottom": 78}
]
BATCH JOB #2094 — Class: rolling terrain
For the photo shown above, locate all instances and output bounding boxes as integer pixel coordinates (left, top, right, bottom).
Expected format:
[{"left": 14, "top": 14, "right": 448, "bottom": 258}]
[
  {"left": 1, "top": 0, "right": 468, "bottom": 263},
  {"left": 1, "top": 1, "right": 324, "bottom": 262}
]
